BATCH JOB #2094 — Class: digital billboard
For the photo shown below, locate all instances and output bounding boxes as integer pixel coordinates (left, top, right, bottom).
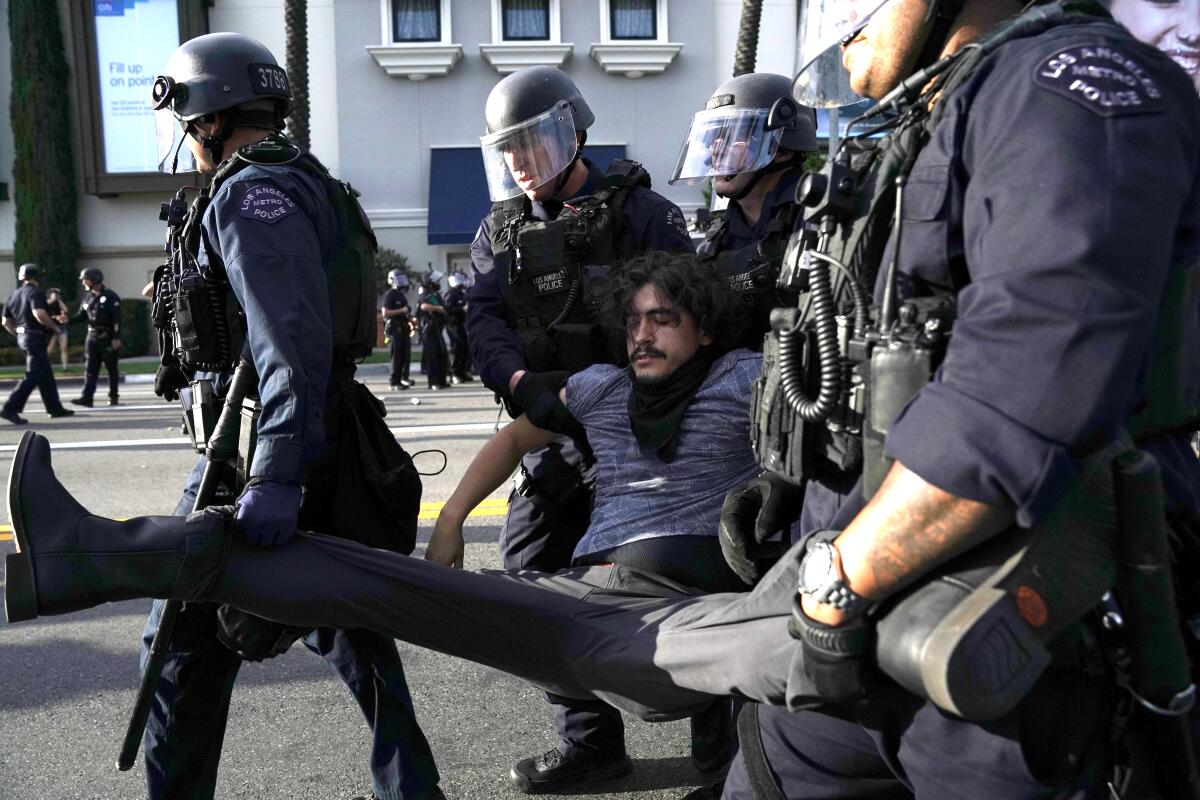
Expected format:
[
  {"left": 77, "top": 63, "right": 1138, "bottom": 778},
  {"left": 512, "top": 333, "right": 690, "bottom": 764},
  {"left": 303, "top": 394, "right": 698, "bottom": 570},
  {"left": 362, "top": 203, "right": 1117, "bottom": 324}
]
[{"left": 92, "top": 0, "right": 181, "bottom": 174}]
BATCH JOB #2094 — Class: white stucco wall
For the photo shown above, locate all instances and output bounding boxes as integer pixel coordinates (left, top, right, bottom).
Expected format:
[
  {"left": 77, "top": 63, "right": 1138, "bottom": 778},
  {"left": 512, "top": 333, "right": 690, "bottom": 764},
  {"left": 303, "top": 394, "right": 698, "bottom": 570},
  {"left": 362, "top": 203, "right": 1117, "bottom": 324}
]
[{"left": 0, "top": 0, "right": 803, "bottom": 291}]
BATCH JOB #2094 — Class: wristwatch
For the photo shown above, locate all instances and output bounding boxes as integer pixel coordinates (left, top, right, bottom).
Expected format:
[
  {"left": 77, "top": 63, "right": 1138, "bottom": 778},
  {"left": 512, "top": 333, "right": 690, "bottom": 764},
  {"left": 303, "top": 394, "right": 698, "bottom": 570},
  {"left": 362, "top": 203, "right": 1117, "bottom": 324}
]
[{"left": 797, "top": 540, "right": 871, "bottom": 617}]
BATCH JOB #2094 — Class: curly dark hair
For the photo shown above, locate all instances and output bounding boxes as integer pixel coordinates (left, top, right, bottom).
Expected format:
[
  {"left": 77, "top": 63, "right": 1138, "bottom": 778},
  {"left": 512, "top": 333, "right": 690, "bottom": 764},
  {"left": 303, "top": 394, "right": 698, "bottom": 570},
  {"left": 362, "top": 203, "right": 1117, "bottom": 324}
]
[{"left": 602, "top": 251, "right": 741, "bottom": 351}]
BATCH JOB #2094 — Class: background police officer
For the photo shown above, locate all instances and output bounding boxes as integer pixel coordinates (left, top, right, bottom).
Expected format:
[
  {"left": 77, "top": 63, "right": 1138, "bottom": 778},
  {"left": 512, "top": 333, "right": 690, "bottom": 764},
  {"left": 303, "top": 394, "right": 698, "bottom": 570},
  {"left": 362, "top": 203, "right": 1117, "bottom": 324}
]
[
  {"left": 444, "top": 272, "right": 473, "bottom": 384},
  {"left": 719, "top": 1, "right": 1200, "bottom": 797},
  {"left": 0, "top": 263, "right": 74, "bottom": 424},
  {"left": 69, "top": 267, "right": 122, "bottom": 407},
  {"left": 44, "top": 286, "right": 69, "bottom": 371},
  {"left": 671, "top": 72, "right": 818, "bottom": 351},
  {"left": 143, "top": 32, "right": 441, "bottom": 800},
  {"left": 466, "top": 65, "right": 694, "bottom": 793},
  {"left": 382, "top": 269, "right": 413, "bottom": 390},
  {"left": 417, "top": 270, "right": 450, "bottom": 390}
]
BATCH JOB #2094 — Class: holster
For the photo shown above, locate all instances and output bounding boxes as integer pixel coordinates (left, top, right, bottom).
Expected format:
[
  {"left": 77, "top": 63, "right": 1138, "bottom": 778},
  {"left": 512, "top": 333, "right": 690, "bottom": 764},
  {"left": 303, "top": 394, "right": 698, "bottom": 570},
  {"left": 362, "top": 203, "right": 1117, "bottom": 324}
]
[
  {"left": 873, "top": 439, "right": 1124, "bottom": 722},
  {"left": 216, "top": 604, "right": 309, "bottom": 663}
]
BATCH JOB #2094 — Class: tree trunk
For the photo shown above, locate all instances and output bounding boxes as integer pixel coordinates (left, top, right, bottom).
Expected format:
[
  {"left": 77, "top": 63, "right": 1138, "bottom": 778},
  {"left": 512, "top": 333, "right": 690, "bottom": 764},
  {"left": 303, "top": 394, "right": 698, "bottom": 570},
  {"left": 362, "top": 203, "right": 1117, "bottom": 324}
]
[
  {"left": 733, "top": 0, "right": 763, "bottom": 77},
  {"left": 9, "top": 0, "right": 78, "bottom": 292},
  {"left": 285, "top": 0, "right": 310, "bottom": 151}
]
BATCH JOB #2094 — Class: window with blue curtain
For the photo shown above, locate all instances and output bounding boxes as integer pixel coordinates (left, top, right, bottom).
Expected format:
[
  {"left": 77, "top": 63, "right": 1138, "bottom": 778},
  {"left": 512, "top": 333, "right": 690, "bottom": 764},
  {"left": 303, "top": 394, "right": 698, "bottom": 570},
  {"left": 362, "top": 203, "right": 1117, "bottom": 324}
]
[
  {"left": 392, "top": 0, "right": 440, "bottom": 42},
  {"left": 502, "top": 0, "right": 550, "bottom": 41},
  {"left": 610, "top": 0, "right": 656, "bottom": 40}
]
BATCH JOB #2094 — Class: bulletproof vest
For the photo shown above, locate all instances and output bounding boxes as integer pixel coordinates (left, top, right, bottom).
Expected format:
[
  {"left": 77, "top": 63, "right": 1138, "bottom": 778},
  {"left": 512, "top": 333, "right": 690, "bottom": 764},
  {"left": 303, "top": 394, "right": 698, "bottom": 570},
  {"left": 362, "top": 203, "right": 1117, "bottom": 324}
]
[
  {"left": 753, "top": 0, "right": 1127, "bottom": 496},
  {"left": 697, "top": 189, "right": 802, "bottom": 352},
  {"left": 491, "top": 159, "right": 649, "bottom": 373},
  {"left": 157, "top": 136, "right": 379, "bottom": 375}
]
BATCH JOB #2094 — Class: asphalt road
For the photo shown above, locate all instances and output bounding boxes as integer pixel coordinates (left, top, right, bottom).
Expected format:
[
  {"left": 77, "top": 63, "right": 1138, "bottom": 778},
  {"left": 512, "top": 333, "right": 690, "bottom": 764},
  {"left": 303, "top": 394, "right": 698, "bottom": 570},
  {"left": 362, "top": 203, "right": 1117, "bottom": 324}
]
[{"left": 0, "top": 364, "right": 706, "bottom": 800}]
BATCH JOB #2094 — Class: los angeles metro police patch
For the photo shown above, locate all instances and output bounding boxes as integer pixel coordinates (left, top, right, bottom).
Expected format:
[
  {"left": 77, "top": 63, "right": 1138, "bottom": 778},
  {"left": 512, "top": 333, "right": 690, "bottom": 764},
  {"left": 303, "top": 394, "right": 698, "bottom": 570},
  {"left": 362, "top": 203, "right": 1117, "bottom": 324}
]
[
  {"left": 238, "top": 184, "right": 298, "bottom": 224},
  {"left": 1034, "top": 44, "right": 1164, "bottom": 117}
]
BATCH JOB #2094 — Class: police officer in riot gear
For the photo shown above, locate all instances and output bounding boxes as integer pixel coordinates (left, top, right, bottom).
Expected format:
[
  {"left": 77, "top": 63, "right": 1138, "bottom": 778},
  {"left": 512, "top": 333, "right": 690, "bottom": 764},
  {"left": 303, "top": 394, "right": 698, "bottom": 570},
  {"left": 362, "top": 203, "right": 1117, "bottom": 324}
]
[
  {"left": 142, "top": 32, "right": 441, "bottom": 800},
  {"left": 0, "top": 263, "right": 74, "bottom": 424},
  {"left": 717, "top": 1, "right": 1200, "bottom": 797},
  {"left": 671, "top": 72, "right": 818, "bottom": 351},
  {"left": 382, "top": 269, "right": 413, "bottom": 390},
  {"left": 466, "top": 64, "right": 693, "bottom": 792},
  {"left": 68, "top": 267, "right": 122, "bottom": 407},
  {"left": 418, "top": 270, "right": 450, "bottom": 390},
  {"left": 444, "top": 272, "right": 473, "bottom": 384}
]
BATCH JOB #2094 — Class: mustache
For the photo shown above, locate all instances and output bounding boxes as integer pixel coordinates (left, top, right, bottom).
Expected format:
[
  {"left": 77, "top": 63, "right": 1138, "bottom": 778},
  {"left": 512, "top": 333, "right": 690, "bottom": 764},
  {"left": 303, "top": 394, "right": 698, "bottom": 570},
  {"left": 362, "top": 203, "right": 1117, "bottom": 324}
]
[{"left": 631, "top": 345, "right": 666, "bottom": 360}]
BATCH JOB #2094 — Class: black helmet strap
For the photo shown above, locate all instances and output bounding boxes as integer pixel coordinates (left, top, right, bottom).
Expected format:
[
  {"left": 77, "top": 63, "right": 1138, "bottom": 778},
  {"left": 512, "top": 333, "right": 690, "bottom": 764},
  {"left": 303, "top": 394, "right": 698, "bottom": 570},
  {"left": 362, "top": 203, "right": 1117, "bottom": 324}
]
[
  {"left": 724, "top": 158, "right": 797, "bottom": 202},
  {"left": 913, "top": 0, "right": 967, "bottom": 74},
  {"left": 549, "top": 129, "right": 588, "bottom": 201},
  {"left": 186, "top": 107, "right": 285, "bottom": 167}
]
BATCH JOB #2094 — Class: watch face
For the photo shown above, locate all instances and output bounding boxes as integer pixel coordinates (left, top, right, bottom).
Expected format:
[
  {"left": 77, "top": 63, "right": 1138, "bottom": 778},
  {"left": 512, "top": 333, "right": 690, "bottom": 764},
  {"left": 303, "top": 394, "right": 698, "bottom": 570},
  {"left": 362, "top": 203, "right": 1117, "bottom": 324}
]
[{"left": 799, "top": 542, "right": 834, "bottom": 594}]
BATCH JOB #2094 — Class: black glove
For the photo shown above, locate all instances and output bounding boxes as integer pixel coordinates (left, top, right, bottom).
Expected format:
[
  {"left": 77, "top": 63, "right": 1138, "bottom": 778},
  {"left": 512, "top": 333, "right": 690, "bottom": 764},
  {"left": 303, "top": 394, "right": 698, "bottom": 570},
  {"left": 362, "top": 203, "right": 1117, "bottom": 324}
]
[
  {"left": 788, "top": 598, "right": 875, "bottom": 705},
  {"left": 154, "top": 364, "right": 190, "bottom": 401},
  {"left": 719, "top": 473, "right": 805, "bottom": 586},
  {"left": 511, "top": 370, "right": 594, "bottom": 463},
  {"left": 215, "top": 605, "right": 309, "bottom": 662}
]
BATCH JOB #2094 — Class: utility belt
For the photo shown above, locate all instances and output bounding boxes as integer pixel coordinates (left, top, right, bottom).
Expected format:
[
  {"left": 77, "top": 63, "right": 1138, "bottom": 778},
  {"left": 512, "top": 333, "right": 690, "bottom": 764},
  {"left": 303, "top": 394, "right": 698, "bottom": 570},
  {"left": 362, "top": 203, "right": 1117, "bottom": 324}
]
[{"left": 87, "top": 326, "right": 115, "bottom": 338}]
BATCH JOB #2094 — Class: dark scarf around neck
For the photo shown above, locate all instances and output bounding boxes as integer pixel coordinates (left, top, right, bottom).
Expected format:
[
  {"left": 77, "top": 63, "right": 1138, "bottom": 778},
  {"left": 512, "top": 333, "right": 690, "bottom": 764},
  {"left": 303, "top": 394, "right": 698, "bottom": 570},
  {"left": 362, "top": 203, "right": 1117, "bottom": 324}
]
[{"left": 627, "top": 347, "right": 719, "bottom": 463}]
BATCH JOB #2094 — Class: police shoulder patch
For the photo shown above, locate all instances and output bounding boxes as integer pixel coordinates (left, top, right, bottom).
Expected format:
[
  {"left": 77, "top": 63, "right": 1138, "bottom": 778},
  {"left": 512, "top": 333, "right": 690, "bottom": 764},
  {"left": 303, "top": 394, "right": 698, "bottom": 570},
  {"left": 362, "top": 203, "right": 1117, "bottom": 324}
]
[
  {"left": 238, "top": 183, "right": 299, "bottom": 225},
  {"left": 1033, "top": 43, "right": 1165, "bottom": 117}
]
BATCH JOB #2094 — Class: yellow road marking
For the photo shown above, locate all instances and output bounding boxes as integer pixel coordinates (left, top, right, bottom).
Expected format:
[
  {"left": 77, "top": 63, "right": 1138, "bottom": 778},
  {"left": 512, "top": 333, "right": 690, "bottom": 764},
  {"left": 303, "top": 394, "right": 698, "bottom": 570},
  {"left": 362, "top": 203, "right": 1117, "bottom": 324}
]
[{"left": 0, "top": 498, "right": 509, "bottom": 541}]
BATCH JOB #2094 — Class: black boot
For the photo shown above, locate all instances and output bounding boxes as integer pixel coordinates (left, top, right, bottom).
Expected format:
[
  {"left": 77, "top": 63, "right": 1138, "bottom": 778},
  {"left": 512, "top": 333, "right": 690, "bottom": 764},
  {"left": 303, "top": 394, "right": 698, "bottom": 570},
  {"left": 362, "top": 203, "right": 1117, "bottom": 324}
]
[{"left": 4, "top": 432, "right": 231, "bottom": 623}]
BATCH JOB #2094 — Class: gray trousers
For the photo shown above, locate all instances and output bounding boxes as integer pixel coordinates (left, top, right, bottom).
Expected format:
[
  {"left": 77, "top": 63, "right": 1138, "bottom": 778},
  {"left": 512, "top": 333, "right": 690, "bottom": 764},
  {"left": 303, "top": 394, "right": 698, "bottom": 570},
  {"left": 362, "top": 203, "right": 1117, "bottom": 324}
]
[{"left": 196, "top": 530, "right": 808, "bottom": 720}]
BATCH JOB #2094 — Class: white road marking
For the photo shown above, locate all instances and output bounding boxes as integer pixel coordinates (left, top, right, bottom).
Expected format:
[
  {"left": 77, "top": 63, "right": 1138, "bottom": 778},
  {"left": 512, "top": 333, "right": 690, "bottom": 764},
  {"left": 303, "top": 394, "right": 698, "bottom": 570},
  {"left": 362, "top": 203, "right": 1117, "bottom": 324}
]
[{"left": 0, "top": 421, "right": 508, "bottom": 453}]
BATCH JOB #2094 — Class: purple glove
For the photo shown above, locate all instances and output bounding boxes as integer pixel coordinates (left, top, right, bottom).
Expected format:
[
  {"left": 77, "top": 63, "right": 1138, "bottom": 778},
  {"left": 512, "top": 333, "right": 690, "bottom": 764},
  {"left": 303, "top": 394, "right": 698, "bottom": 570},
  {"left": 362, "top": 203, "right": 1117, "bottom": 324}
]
[{"left": 234, "top": 479, "right": 302, "bottom": 547}]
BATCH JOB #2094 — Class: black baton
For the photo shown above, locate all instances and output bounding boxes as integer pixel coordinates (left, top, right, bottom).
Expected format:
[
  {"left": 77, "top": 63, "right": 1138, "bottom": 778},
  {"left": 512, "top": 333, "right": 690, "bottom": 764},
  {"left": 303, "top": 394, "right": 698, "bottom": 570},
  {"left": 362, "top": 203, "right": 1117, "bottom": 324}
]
[{"left": 116, "top": 359, "right": 259, "bottom": 771}]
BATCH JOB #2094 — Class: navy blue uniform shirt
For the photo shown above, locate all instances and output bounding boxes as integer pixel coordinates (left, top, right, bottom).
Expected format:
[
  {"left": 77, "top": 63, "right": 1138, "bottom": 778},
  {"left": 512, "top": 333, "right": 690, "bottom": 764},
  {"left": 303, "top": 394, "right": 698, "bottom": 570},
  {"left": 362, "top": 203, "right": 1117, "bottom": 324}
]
[
  {"left": 75, "top": 287, "right": 122, "bottom": 334},
  {"left": 198, "top": 161, "right": 338, "bottom": 485},
  {"left": 382, "top": 288, "right": 410, "bottom": 332},
  {"left": 465, "top": 159, "right": 696, "bottom": 393},
  {"left": 718, "top": 171, "right": 801, "bottom": 255},
  {"left": 3, "top": 284, "right": 49, "bottom": 332},
  {"left": 819, "top": 20, "right": 1200, "bottom": 529}
]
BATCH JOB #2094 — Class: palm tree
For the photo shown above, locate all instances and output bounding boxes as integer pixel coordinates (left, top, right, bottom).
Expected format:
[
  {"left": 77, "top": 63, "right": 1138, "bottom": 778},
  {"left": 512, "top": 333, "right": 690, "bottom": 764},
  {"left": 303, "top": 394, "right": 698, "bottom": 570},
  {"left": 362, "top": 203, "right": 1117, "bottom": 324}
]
[{"left": 285, "top": 0, "right": 310, "bottom": 151}]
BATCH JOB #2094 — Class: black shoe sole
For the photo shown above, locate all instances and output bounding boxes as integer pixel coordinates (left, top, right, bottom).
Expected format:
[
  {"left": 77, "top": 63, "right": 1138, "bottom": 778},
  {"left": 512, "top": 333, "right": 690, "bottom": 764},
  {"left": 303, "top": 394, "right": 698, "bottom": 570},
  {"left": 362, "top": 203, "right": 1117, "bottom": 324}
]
[
  {"left": 508, "top": 755, "right": 633, "bottom": 795},
  {"left": 5, "top": 431, "right": 40, "bottom": 622}
]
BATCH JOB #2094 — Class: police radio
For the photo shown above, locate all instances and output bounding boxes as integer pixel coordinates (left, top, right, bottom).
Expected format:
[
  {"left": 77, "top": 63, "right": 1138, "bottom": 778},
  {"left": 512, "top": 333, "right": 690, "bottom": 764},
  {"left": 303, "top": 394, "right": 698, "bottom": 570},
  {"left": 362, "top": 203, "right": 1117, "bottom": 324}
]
[
  {"left": 153, "top": 185, "right": 246, "bottom": 378},
  {"left": 752, "top": 162, "right": 954, "bottom": 498}
]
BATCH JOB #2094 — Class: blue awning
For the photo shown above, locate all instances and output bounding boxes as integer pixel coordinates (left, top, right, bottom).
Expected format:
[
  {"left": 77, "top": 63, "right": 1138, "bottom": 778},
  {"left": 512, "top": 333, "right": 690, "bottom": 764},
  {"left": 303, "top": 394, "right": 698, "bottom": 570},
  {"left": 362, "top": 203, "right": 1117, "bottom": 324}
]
[{"left": 426, "top": 144, "right": 627, "bottom": 246}]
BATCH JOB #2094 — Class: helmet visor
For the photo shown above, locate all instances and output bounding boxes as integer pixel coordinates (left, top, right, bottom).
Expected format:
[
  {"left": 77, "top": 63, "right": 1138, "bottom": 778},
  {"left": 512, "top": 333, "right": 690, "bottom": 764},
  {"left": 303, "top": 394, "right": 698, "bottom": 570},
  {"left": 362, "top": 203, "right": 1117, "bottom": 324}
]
[
  {"left": 154, "top": 108, "right": 197, "bottom": 174},
  {"left": 669, "top": 108, "right": 782, "bottom": 184},
  {"left": 479, "top": 103, "right": 579, "bottom": 201},
  {"left": 794, "top": 0, "right": 897, "bottom": 108}
]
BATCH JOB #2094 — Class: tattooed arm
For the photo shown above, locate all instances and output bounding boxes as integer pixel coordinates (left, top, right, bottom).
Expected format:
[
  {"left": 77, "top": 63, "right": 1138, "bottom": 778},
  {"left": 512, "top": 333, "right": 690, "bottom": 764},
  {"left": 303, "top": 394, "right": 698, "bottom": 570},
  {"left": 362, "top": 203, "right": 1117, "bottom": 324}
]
[{"left": 801, "top": 461, "right": 1013, "bottom": 627}]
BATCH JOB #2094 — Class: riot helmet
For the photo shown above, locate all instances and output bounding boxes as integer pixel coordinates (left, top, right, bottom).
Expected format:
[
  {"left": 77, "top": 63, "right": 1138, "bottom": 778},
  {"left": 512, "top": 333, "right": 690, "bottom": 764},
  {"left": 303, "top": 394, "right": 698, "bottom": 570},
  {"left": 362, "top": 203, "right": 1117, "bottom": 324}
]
[
  {"left": 17, "top": 263, "right": 39, "bottom": 282},
  {"left": 426, "top": 270, "right": 445, "bottom": 286},
  {"left": 79, "top": 268, "right": 104, "bottom": 285},
  {"left": 671, "top": 73, "right": 817, "bottom": 186},
  {"left": 447, "top": 272, "right": 468, "bottom": 289},
  {"left": 480, "top": 66, "right": 595, "bottom": 202},
  {"left": 793, "top": 0, "right": 967, "bottom": 107},
  {"left": 151, "top": 33, "right": 292, "bottom": 173},
  {"left": 388, "top": 269, "right": 410, "bottom": 289}
]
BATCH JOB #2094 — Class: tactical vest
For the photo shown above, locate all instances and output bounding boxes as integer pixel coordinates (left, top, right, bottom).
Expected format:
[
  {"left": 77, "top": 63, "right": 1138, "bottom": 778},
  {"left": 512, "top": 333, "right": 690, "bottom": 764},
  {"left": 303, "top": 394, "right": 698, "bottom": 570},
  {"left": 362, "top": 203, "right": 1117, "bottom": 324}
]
[
  {"left": 491, "top": 159, "right": 649, "bottom": 374},
  {"left": 697, "top": 187, "right": 802, "bottom": 352},
  {"left": 753, "top": 0, "right": 1200, "bottom": 496},
  {"left": 154, "top": 135, "right": 378, "bottom": 376}
]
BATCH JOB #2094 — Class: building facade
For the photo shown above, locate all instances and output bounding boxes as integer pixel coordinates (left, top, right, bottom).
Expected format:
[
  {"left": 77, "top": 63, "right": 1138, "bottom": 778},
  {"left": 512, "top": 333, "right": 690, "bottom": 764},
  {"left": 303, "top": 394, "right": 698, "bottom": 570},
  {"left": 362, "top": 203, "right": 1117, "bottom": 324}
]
[{"left": 0, "top": 0, "right": 801, "bottom": 300}]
